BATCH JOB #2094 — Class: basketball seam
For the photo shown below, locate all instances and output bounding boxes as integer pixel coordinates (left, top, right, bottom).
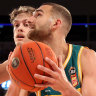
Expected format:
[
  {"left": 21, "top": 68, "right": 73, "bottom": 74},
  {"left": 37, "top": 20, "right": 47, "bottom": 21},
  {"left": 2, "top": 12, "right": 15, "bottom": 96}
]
[
  {"left": 20, "top": 45, "right": 36, "bottom": 84},
  {"left": 34, "top": 41, "right": 45, "bottom": 85},
  {"left": 9, "top": 67, "right": 35, "bottom": 88}
]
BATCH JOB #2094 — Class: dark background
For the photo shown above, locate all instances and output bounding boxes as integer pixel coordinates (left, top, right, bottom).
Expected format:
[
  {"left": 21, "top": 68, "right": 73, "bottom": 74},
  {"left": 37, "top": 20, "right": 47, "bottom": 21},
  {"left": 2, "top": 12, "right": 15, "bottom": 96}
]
[
  {"left": 0, "top": 0, "right": 96, "bottom": 15},
  {"left": 0, "top": 0, "right": 96, "bottom": 95}
]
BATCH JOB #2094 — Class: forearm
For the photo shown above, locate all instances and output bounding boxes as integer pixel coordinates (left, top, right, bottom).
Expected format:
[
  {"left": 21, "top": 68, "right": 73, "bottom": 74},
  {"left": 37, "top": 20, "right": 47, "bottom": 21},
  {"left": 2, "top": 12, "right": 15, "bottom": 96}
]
[
  {"left": 0, "top": 60, "right": 10, "bottom": 83},
  {"left": 5, "top": 84, "right": 20, "bottom": 96},
  {"left": 61, "top": 82, "right": 82, "bottom": 96},
  {"left": 62, "top": 88, "right": 82, "bottom": 96},
  {"left": 19, "top": 89, "right": 29, "bottom": 96}
]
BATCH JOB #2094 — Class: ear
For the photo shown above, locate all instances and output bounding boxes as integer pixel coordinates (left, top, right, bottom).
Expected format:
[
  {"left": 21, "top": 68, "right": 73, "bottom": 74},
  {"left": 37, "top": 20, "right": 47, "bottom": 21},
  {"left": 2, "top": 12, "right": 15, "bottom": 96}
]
[{"left": 51, "top": 19, "right": 61, "bottom": 31}]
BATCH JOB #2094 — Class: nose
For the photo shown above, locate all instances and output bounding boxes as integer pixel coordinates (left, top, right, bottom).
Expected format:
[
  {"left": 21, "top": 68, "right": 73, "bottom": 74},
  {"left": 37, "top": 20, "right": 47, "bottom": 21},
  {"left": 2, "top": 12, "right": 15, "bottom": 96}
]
[
  {"left": 18, "top": 29, "right": 23, "bottom": 32},
  {"left": 17, "top": 24, "right": 24, "bottom": 32}
]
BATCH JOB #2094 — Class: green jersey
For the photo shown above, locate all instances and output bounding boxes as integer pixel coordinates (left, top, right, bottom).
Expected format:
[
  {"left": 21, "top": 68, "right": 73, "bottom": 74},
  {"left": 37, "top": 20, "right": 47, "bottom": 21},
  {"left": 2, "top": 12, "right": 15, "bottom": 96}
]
[{"left": 36, "top": 44, "right": 84, "bottom": 96}]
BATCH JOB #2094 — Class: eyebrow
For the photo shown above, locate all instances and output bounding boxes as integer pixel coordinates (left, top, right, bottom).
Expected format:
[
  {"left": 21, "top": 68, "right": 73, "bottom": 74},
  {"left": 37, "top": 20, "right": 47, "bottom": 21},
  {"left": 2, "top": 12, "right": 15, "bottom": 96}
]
[
  {"left": 35, "top": 9, "right": 44, "bottom": 13},
  {"left": 13, "top": 19, "right": 28, "bottom": 24}
]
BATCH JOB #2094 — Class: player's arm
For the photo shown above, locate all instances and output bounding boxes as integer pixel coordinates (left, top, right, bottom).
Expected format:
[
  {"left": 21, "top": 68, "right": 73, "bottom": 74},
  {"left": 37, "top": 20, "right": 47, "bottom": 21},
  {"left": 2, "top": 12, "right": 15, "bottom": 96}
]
[
  {"left": 0, "top": 60, "right": 10, "bottom": 84},
  {"left": 81, "top": 48, "right": 96, "bottom": 96},
  {"left": 19, "top": 89, "right": 29, "bottom": 96},
  {"left": 5, "top": 83, "right": 21, "bottom": 96}
]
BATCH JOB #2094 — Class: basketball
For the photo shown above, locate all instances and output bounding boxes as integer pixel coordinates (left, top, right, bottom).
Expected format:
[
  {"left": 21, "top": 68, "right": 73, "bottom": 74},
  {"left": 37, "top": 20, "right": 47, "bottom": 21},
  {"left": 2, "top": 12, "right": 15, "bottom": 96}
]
[{"left": 8, "top": 41, "right": 58, "bottom": 92}]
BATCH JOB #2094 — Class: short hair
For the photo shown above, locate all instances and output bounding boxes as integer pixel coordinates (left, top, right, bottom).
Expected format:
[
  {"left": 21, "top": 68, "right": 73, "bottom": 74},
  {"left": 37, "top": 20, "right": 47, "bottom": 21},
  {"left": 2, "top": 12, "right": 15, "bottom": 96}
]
[
  {"left": 10, "top": 6, "right": 35, "bottom": 23},
  {"left": 41, "top": 2, "right": 72, "bottom": 35}
]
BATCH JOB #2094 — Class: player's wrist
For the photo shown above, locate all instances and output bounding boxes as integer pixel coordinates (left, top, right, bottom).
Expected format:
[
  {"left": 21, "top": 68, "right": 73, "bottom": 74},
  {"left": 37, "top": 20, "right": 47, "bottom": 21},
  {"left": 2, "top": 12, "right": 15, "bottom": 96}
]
[{"left": 60, "top": 81, "right": 81, "bottom": 96}]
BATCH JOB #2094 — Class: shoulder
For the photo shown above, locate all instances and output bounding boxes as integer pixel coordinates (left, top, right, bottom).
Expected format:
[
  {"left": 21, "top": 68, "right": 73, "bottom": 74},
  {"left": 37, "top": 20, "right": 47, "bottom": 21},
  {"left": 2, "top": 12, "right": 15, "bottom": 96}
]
[
  {"left": 81, "top": 47, "right": 96, "bottom": 75},
  {"left": 81, "top": 47, "right": 96, "bottom": 61}
]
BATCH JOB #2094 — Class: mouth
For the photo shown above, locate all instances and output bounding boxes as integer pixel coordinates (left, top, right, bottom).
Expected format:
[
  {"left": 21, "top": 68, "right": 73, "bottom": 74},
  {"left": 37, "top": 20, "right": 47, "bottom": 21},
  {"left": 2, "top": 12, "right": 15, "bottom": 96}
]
[{"left": 16, "top": 34, "right": 25, "bottom": 39}]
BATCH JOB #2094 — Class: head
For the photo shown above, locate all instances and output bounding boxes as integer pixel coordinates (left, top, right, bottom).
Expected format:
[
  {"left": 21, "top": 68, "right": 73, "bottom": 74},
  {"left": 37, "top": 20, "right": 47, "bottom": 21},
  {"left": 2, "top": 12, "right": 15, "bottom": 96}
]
[
  {"left": 28, "top": 2, "right": 72, "bottom": 41},
  {"left": 10, "top": 6, "right": 35, "bottom": 46}
]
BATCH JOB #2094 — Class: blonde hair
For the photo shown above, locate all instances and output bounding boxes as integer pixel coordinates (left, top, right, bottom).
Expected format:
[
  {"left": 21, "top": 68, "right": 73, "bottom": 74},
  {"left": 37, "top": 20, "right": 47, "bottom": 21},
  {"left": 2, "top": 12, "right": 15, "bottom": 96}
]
[{"left": 10, "top": 6, "right": 35, "bottom": 23}]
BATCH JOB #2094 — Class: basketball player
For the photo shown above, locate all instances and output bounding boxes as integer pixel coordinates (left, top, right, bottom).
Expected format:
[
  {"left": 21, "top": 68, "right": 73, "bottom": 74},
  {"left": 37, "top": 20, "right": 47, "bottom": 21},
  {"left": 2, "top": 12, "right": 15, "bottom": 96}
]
[
  {"left": 26, "top": 2, "right": 96, "bottom": 96},
  {"left": 2, "top": 6, "right": 35, "bottom": 96},
  {"left": 0, "top": 6, "right": 35, "bottom": 83}
]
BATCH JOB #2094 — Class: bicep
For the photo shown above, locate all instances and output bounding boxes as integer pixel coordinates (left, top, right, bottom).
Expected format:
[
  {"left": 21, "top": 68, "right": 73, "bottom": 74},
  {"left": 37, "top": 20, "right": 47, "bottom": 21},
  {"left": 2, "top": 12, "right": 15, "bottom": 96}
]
[
  {"left": 82, "top": 75, "right": 96, "bottom": 96},
  {"left": 81, "top": 48, "right": 96, "bottom": 96}
]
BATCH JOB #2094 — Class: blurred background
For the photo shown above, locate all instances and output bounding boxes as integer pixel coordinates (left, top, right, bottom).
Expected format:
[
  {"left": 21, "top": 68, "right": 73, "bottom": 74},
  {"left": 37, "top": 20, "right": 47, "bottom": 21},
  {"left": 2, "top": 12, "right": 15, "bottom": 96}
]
[{"left": 0, "top": 0, "right": 96, "bottom": 95}]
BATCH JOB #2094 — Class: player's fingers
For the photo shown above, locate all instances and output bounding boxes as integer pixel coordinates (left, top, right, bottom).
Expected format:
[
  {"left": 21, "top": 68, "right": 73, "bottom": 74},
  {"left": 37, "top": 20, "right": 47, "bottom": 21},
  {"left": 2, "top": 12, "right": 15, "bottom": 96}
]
[
  {"left": 36, "top": 65, "right": 58, "bottom": 78},
  {"left": 8, "top": 51, "right": 13, "bottom": 60},
  {"left": 34, "top": 83, "right": 50, "bottom": 88},
  {"left": 34, "top": 73, "right": 55, "bottom": 83},
  {"left": 44, "top": 57, "right": 59, "bottom": 71}
]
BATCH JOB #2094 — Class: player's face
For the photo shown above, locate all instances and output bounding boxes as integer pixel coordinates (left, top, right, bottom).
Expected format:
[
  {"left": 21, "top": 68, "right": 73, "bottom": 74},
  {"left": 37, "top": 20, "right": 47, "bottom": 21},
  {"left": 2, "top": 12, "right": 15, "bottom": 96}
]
[
  {"left": 28, "top": 5, "right": 53, "bottom": 41},
  {"left": 13, "top": 13, "right": 35, "bottom": 46}
]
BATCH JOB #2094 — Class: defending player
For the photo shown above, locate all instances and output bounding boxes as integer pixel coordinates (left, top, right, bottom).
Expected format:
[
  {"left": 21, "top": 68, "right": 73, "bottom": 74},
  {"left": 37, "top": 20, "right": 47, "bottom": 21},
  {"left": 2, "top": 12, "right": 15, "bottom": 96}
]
[{"left": 5, "top": 6, "right": 35, "bottom": 96}]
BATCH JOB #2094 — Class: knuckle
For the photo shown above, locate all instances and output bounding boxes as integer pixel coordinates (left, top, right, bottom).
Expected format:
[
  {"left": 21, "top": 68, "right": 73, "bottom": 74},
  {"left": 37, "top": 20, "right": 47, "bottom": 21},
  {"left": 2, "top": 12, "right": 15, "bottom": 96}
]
[
  {"left": 55, "top": 72, "right": 59, "bottom": 78},
  {"left": 58, "top": 69, "right": 62, "bottom": 74}
]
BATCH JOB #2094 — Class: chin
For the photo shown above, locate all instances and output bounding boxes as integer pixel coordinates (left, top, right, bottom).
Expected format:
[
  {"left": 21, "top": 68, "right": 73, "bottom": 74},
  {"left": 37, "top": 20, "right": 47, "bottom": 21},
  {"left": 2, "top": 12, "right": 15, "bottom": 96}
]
[{"left": 16, "top": 41, "right": 23, "bottom": 46}]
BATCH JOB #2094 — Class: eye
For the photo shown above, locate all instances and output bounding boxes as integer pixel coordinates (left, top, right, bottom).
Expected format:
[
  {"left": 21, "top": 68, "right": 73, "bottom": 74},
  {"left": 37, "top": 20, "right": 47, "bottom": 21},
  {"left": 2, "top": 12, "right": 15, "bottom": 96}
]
[
  {"left": 37, "top": 13, "right": 41, "bottom": 16},
  {"left": 24, "top": 23, "right": 29, "bottom": 27},
  {"left": 34, "top": 12, "right": 42, "bottom": 18},
  {"left": 14, "top": 24, "right": 19, "bottom": 28}
]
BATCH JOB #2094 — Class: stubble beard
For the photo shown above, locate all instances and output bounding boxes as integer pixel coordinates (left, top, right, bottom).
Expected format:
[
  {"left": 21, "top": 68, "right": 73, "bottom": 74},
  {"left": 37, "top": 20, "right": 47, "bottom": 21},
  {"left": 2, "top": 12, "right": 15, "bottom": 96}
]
[{"left": 28, "top": 28, "right": 52, "bottom": 42}]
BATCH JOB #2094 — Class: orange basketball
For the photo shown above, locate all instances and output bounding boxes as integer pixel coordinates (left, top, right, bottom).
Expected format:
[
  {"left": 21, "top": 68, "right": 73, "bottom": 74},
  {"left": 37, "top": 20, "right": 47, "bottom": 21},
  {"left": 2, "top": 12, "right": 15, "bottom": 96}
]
[{"left": 8, "top": 41, "right": 58, "bottom": 92}]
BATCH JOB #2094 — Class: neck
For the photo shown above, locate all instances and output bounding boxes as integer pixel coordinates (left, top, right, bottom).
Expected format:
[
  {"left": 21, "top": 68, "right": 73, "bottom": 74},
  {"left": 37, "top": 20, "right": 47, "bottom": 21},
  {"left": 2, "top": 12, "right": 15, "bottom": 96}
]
[{"left": 40, "top": 37, "right": 69, "bottom": 63}]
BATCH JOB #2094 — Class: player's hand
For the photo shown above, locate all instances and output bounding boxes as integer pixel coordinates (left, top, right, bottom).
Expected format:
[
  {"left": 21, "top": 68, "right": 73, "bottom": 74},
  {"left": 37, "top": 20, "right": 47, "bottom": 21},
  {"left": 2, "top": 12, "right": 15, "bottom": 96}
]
[
  {"left": 6, "top": 51, "right": 14, "bottom": 81},
  {"left": 8, "top": 51, "right": 13, "bottom": 60},
  {"left": 34, "top": 56, "right": 70, "bottom": 93},
  {"left": 6, "top": 51, "right": 13, "bottom": 71}
]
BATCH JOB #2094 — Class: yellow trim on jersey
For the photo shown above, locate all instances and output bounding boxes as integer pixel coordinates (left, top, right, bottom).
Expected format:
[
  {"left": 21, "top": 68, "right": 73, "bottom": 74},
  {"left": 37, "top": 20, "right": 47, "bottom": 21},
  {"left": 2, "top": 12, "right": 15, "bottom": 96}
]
[
  {"left": 63, "top": 44, "right": 73, "bottom": 69},
  {"left": 45, "top": 95, "right": 62, "bottom": 96},
  {"left": 77, "top": 46, "right": 84, "bottom": 84},
  {"left": 36, "top": 91, "right": 41, "bottom": 96},
  {"left": 77, "top": 88, "right": 81, "bottom": 93}
]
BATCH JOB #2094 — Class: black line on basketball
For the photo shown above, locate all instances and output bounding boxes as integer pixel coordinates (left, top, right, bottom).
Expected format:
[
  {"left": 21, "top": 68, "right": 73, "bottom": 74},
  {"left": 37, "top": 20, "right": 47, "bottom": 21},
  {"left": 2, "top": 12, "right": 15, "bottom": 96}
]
[
  {"left": 34, "top": 41, "right": 45, "bottom": 84},
  {"left": 20, "top": 45, "right": 36, "bottom": 84},
  {"left": 9, "top": 67, "right": 35, "bottom": 89}
]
